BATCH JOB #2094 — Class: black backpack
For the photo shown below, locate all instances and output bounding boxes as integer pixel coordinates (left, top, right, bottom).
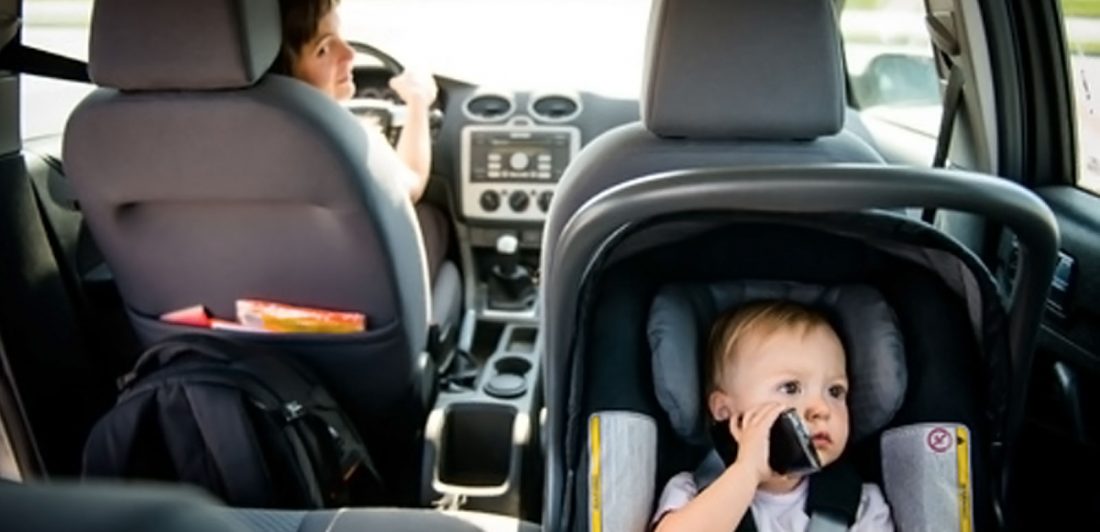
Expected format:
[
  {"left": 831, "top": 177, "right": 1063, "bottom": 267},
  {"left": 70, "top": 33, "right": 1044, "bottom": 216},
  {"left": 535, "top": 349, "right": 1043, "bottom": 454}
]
[{"left": 82, "top": 334, "right": 382, "bottom": 508}]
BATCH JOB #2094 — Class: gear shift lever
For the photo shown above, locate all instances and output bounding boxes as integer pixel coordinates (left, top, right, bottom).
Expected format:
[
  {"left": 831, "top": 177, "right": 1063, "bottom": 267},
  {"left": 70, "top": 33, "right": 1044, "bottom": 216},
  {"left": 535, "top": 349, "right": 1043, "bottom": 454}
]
[
  {"left": 488, "top": 234, "right": 535, "bottom": 310},
  {"left": 496, "top": 234, "right": 519, "bottom": 277}
]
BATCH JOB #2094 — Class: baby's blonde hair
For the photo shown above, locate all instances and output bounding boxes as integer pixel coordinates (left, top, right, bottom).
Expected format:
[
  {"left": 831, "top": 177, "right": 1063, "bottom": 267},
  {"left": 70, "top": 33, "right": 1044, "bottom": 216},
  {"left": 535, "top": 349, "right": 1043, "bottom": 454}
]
[{"left": 706, "top": 300, "right": 835, "bottom": 393}]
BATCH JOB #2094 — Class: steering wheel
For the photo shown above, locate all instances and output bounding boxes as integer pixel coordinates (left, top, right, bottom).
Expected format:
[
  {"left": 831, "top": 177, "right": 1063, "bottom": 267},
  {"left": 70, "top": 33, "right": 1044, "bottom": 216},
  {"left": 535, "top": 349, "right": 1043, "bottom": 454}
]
[
  {"left": 345, "top": 41, "right": 442, "bottom": 146},
  {"left": 349, "top": 40, "right": 404, "bottom": 75}
]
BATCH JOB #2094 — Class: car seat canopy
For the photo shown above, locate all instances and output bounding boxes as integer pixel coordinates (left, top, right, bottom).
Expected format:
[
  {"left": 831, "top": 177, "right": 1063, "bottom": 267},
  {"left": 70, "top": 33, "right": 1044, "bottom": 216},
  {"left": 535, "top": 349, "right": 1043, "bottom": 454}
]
[{"left": 648, "top": 281, "right": 907, "bottom": 447}]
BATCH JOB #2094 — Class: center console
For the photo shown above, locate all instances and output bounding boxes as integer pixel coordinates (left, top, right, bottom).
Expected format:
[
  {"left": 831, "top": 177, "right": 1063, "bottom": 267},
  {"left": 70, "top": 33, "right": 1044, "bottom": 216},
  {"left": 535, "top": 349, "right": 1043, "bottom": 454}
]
[
  {"left": 421, "top": 110, "right": 579, "bottom": 517},
  {"left": 421, "top": 321, "right": 540, "bottom": 515},
  {"left": 460, "top": 121, "right": 580, "bottom": 223},
  {"left": 459, "top": 117, "right": 580, "bottom": 318}
]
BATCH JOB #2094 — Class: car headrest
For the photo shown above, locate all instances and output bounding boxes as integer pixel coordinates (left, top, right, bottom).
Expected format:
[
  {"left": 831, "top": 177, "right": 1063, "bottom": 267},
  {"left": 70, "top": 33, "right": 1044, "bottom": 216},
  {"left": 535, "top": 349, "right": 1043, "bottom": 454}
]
[
  {"left": 642, "top": 0, "right": 846, "bottom": 140},
  {"left": 89, "top": 0, "right": 280, "bottom": 91},
  {"left": 648, "top": 281, "right": 906, "bottom": 447}
]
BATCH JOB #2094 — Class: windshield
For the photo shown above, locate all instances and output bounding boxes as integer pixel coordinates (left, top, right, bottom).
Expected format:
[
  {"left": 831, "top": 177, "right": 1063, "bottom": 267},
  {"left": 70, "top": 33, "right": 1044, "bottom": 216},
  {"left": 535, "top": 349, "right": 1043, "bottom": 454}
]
[
  {"left": 21, "top": 0, "right": 931, "bottom": 138},
  {"left": 341, "top": 0, "right": 652, "bottom": 97}
]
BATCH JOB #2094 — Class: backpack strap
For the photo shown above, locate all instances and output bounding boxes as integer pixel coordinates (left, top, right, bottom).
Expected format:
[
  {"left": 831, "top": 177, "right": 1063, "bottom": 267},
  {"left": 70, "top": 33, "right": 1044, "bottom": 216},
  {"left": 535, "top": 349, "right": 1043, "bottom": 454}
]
[
  {"left": 806, "top": 461, "right": 863, "bottom": 532},
  {"left": 157, "top": 383, "right": 281, "bottom": 507},
  {"left": 118, "top": 335, "right": 241, "bottom": 390}
]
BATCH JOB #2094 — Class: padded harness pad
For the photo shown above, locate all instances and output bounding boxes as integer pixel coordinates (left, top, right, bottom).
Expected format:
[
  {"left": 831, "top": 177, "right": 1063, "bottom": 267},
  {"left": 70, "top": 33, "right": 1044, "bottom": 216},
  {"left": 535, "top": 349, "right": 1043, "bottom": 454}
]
[{"left": 648, "top": 281, "right": 906, "bottom": 446}]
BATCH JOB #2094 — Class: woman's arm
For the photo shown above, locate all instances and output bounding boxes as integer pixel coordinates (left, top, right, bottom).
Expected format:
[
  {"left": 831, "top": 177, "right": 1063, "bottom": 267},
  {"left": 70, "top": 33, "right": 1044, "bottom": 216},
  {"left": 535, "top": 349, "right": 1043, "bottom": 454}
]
[{"left": 390, "top": 70, "right": 438, "bottom": 203}]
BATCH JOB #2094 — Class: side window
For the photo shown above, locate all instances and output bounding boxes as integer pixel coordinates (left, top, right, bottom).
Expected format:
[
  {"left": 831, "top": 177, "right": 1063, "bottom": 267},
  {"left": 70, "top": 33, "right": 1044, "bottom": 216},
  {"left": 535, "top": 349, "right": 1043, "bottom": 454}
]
[
  {"left": 1061, "top": 0, "right": 1100, "bottom": 194},
  {"left": 840, "top": 0, "right": 942, "bottom": 137},
  {"left": 21, "top": 0, "right": 94, "bottom": 140}
]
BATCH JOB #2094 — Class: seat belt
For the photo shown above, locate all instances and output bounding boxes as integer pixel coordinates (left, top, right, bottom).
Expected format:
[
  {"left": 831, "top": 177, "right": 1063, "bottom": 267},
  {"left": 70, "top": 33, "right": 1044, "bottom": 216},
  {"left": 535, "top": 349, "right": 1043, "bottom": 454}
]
[
  {"left": 922, "top": 12, "right": 966, "bottom": 224},
  {"left": 805, "top": 461, "right": 864, "bottom": 532},
  {"left": 0, "top": 14, "right": 90, "bottom": 83},
  {"left": 693, "top": 452, "right": 863, "bottom": 531}
]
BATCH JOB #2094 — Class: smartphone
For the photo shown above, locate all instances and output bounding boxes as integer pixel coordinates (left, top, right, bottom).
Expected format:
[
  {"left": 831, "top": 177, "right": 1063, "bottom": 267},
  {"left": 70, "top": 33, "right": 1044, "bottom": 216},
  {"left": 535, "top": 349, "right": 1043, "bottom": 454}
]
[{"left": 709, "top": 408, "right": 822, "bottom": 476}]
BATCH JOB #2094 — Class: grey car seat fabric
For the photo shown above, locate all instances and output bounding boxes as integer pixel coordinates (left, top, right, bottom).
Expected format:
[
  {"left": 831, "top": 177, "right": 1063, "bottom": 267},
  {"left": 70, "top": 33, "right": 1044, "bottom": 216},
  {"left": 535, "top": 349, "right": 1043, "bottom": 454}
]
[
  {"left": 0, "top": 481, "right": 540, "bottom": 532},
  {"left": 542, "top": 0, "right": 884, "bottom": 265},
  {"left": 648, "top": 281, "right": 907, "bottom": 447},
  {"left": 67, "top": 0, "right": 428, "bottom": 345},
  {"left": 63, "top": 0, "right": 446, "bottom": 498},
  {"left": 228, "top": 508, "right": 541, "bottom": 532}
]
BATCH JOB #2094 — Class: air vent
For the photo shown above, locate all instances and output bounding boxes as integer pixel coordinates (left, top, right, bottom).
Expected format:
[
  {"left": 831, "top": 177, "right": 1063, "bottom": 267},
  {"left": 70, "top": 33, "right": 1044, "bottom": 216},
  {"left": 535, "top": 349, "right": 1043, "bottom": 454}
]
[
  {"left": 463, "top": 93, "right": 514, "bottom": 122},
  {"left": 529, "top": 93, "right": 582, "bottom": 122}
]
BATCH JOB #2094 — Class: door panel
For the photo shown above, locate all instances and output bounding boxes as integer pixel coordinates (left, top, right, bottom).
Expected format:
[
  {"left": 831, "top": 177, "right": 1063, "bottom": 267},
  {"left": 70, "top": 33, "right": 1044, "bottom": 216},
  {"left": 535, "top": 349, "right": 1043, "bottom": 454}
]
[{"left": 1015, "top": 186, "right": 1100, "bottom": 527}]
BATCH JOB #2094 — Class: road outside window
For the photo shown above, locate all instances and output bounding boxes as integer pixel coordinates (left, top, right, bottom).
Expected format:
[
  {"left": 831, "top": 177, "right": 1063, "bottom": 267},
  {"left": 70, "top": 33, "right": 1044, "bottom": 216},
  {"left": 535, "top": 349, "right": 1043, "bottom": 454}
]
[
  {"left": 841, "top": 0, "right": 941, "bottom": 138},
  {"left": 1062, "top": 0, "right": 1100, "bottom": 194},
  {"left": 21, "top": 0, "right": 94, "bottom": 140}
]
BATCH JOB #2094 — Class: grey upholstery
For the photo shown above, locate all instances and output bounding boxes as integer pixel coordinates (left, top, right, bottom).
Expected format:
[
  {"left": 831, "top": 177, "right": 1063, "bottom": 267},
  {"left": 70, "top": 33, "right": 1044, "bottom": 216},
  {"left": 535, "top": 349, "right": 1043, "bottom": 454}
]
[
  {"left": 65, "top": 75, "right": 429, "bottom": 346},
  {"left": 542, "top": 0, "right": 883, "bottom": 270},
  {"left": 64, "top": 0, "right": 444, "bottom": 496},
  {"left": 90, "top": 0, "right": 280, "bottom": 91},
  {"left": 643, "top": 0, "right": 845, "bottom": 139},
  {"left": 228, "top": 508, "right": 541, "bottom": 532},
  {"left": 648, "top": 281, "right": 906, "bottom": 447},
  {"left": 0, "top": 481, "right": 540, "bottom": 532},
  {"left": 1, "top": 481, "right": 249, "bottom": 532}
]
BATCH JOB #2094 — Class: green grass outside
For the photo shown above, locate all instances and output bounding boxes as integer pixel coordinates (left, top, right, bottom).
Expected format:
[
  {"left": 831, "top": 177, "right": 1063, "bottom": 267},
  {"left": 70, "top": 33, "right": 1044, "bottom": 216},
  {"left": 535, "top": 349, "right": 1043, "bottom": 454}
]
[
  {"left": 846, "top": 0, "right": 1100, "bottom": 18},
  {"left": 1062, "top": 0, "right": 1100, "bottom": 18}
]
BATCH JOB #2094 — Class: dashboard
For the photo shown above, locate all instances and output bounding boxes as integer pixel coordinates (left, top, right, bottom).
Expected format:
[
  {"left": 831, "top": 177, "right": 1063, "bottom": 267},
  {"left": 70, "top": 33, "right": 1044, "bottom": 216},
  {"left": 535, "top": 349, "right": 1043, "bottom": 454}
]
[{"left": 347, "top": 66, "right": 640, "bottom": 235}]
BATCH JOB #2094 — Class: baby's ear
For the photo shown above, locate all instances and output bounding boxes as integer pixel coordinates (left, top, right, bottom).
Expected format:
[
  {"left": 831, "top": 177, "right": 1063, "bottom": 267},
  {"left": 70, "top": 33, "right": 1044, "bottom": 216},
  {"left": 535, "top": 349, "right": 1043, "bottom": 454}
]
[{"left": 708, "top": 390, "right": 732, "bottom": 421}]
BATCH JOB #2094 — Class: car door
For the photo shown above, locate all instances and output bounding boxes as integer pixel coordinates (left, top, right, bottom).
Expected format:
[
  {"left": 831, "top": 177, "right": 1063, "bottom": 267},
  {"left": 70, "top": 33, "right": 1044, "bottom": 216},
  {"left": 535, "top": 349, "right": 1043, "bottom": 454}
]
[{"left": 1007, "top": 0, "right": 1100, "bottom": 526}]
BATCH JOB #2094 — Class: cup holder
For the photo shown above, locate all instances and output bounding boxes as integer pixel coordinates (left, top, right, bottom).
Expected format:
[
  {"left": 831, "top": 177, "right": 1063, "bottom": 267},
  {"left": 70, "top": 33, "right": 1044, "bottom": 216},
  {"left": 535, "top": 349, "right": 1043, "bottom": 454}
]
[
  {"left": 495, "top": 356, "right": 532, "bottom": 376},
  {"left": 484, "top": 356, "right": 533, "bottom": 399}
]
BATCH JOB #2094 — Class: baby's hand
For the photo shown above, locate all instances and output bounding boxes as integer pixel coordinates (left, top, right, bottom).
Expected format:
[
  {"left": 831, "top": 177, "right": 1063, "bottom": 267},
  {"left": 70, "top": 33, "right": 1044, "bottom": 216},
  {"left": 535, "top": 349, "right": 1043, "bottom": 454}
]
[{"left": 730, "top": 402, "right": 786, "bottom": 485}]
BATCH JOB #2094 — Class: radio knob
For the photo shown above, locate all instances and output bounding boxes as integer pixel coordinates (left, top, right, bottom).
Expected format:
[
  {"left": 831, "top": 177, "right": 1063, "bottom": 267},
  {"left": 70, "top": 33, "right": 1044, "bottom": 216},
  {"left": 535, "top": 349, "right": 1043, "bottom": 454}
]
[
  {"left": 537, "top": 191, "right": 553, "bottom": 212},
  {"left": 508, "top": 191, "right": 530, "bottom": 212},
  {"left": 509, "top": 152, "right": 530, "bottom": 170},
  {"left": 480, "top": 190, "right": 501, "bottom": 212}
]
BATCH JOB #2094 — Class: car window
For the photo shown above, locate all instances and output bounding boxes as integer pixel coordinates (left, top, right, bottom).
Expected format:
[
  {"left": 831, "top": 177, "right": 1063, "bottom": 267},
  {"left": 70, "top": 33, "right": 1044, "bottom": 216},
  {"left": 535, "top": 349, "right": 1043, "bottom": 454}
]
[
  {"left": 1061, "top": 0, "right": 1100, "bottom": 194},
  {"left": 840, "top": 0, "right": 942, "bottom": 137},
  {"left": 21, "top": 0, "right": 94, "bottom": 140}
]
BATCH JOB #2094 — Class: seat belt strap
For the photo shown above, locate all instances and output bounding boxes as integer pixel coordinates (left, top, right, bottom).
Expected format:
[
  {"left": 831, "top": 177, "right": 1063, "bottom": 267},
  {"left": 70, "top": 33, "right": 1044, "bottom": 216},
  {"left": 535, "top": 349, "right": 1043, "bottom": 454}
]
[
  {"left": 806, "top": 461, "right": 864, "bottom": 531},
  {"left": 932, "top": 65, "right": 967, "bottom": 170},
  {"left": 695, "top": 454, "right": 864, "bottom": 531},
  {"left": 808, "top": 513, "right": 850, "bottom": 532},
  {"left": 924, "top": 11, "right": 968, "bottom": 224}
]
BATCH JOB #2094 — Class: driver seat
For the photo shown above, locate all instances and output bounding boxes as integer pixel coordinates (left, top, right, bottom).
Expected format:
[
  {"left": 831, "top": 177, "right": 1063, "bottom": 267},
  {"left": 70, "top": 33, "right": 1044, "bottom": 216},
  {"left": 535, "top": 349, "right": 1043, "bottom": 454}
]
[{"left": 62, "top": 0, "right": 454, "bottom": 502}]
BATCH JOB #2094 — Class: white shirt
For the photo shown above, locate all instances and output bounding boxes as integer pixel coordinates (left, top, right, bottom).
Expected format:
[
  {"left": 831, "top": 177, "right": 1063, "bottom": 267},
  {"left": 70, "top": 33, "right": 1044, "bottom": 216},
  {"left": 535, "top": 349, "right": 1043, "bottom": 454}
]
[{"left": 653, "top": 471, "right": 895, "bottom": 532}]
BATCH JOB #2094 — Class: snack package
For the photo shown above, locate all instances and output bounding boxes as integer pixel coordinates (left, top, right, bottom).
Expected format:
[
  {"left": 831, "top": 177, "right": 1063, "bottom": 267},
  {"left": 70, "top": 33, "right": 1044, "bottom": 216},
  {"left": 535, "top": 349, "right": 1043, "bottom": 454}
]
[
  {"left": 160, "top": 305, "right": 212, "bottom": 328},
  {"left": 236, "top": 299, "right": 366, "bottom": 334}
]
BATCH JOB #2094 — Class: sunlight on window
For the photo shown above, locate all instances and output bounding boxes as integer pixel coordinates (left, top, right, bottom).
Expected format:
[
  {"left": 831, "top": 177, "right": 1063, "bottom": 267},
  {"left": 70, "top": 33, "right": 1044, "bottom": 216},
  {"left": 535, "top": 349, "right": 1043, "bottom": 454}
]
[
  {"left": 1061, "top": 0, "right": 1100, "bottom": 194},
  {"left": 21, "top": 0, "right": 95, "bottom": 140},
  {"left": 840, "top": 0, "right": 941, "bottom": 137}
]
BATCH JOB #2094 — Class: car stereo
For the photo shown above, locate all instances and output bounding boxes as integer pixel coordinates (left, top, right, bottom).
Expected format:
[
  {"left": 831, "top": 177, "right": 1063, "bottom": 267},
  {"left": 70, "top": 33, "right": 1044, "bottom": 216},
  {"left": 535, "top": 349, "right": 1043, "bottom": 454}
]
[{"left": 461, "top": 124, "right": 580, "bottom": 222}]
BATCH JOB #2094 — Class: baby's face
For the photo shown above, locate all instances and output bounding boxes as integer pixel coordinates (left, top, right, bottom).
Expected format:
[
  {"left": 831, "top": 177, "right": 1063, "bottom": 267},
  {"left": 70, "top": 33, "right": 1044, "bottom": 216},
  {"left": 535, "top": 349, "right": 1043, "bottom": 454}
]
[{"left": 711, "top": 324, "right": 850, "bottom": 468}]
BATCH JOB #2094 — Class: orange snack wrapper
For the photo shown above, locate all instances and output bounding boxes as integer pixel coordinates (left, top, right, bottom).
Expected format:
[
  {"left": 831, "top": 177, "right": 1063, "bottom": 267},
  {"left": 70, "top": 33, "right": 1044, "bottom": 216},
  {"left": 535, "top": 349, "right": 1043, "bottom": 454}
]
[
  {"left": 160, "top": 305, "right": 212, "bottom": 328},
  {"left": 236, "top": 299, "right": 366, "bottom": 334}
]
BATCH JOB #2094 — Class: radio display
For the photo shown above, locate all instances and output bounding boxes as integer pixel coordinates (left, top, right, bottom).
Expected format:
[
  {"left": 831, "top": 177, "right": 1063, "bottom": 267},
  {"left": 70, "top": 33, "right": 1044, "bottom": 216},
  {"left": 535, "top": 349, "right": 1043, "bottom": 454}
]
[{"left": 468, "top": 130, "right": 574, "bottom": 183}]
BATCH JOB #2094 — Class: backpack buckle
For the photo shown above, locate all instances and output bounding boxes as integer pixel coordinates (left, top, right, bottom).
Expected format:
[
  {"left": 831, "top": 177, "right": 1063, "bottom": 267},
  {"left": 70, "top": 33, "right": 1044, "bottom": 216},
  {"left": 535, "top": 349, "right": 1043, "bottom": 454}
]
[{"left": 283, "top": 401, "right": 305, "bottom": 422}]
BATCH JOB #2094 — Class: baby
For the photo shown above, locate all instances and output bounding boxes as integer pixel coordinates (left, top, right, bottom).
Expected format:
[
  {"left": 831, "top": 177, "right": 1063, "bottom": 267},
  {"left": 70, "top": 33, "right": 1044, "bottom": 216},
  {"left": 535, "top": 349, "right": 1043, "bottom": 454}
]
[{"left": 653, "top": 300, "right": 894, "bottom": 531}]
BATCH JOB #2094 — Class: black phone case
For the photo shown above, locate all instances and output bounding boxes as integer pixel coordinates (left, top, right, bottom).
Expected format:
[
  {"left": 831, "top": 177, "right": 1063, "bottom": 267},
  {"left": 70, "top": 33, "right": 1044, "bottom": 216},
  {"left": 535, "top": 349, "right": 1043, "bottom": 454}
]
[{"left": 710, "top": 408, "right": 822, "bottom": 476}]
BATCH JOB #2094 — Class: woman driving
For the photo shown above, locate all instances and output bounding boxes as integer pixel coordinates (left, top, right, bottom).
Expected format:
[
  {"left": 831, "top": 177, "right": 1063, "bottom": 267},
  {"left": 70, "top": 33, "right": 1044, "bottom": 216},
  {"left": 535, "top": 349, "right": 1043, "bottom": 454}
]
[{"left": 271, "top": 0, "right": 449, "bottom": 278}]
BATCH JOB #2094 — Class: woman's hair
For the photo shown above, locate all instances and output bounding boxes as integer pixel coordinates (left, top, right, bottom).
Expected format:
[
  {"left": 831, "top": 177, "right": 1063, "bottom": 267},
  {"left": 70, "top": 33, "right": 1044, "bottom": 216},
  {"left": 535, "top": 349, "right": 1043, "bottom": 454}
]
[{"left": 270, "top": 0, "right": 339, "bottom": 75}]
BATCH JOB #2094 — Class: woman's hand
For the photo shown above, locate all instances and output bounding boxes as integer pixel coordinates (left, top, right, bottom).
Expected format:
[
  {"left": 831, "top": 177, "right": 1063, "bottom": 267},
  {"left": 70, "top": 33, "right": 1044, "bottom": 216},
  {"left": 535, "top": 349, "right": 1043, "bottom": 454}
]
[
  {"left": 730, "top": 402, "right": 785, "bottom": 485},
  {"left": 390, "top": 69, "right": 438, "bottom": 109}
]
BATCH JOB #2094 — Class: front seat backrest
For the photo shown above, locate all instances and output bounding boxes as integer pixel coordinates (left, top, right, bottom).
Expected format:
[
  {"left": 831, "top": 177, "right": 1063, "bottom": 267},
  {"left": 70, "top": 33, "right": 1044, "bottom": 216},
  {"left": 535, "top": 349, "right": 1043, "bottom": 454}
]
[
  {"left": 64, "top": 0, "right": 429, "bottom": 348},
  {"left": 543, "top": 0, "right": 883, "bottom": 263},
  {"left": 63, "top": 1, "right": 434, "bottom": 492}
]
